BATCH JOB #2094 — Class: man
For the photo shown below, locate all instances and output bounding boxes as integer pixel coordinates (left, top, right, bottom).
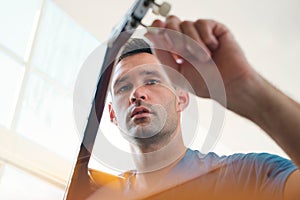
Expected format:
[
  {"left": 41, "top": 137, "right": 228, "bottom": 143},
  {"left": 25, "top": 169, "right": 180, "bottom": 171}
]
[{"left": 88, "top": 16, "right": 300, "bottom": 200}]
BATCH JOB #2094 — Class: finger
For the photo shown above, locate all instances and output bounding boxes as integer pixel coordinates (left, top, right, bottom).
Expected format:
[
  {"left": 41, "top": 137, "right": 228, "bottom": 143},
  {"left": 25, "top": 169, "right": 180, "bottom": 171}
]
[
  {"left": 148, "top": 16, "right": 185, "bottom": 66},
  {"left": 145, "top": 19, "right": 166, "bottom": 48},
  {"left": 146, "top": 30, "right": 180, "bottom": 71},
  {"left": 155, "top": 49, "right": 180, "bottom": 72},
  {"left": 213, "top": 22, "right": 229, "bottom": 38},
  {"left": 180, "top": 20, "right": 211, "bottom": 61},
  {"left": 194, "top": 19, "right": 219, "bottom": 51},
  {"left": 149, "top": 19, "right": 165, "bottom": 28},
  {"left": 144, "top": 20, "right": 180, "bottom": 71},
  {"left": 164, "top": 15, "right": 184, "bottom": 49},
  {"left": 163, "top": 15, "right": 188, "bottom": 63},
  {"left": 145, "top": 19, "right": 165, "bottom": 39},
  {"left": 165, "top": 15, "right": 181, "bottom": 31}
]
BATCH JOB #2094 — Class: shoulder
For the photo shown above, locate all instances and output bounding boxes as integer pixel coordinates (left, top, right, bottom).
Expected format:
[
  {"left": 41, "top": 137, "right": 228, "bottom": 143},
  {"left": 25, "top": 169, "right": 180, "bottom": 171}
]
[
  {"left": 190, "top": 149, "right": 297, "bottom": 198},
  {"left": 189, "top": 149, "right": 296, "bottom": 182},
  {"left": 191, "top": 149, "right": 294, "bottom": 167}
]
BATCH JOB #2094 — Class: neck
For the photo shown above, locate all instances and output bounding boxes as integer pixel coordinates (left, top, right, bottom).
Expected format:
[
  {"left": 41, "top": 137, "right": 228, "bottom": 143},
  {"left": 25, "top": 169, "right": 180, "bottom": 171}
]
[{"left": 130, "top": 127, "right": 186, "bottom": 173}]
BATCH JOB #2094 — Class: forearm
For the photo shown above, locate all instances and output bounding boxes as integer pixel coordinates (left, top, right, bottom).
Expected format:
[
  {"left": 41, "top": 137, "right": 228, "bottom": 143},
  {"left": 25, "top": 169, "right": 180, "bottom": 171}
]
[{"left": 228, "top": 73, "right": 300, "bottom": 167}]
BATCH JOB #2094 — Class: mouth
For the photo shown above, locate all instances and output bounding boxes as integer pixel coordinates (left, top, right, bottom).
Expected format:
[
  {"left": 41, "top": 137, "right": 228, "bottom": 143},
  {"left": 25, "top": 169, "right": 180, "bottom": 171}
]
[{"left": 131, "top": 107, "right": 150, "bottom": 119}]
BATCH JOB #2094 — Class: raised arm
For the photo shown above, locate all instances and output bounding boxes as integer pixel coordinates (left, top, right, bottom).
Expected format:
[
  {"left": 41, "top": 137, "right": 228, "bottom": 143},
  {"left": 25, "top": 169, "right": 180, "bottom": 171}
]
[{"left": 148, "top": 15, "right": 300, "bottom": 199}]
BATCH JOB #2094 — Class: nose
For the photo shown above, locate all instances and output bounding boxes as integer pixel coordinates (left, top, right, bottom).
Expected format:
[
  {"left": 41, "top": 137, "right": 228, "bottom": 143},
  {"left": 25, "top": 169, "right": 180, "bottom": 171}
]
[{"left": 130, "top": 86, "right": 147, "bottom": 104}]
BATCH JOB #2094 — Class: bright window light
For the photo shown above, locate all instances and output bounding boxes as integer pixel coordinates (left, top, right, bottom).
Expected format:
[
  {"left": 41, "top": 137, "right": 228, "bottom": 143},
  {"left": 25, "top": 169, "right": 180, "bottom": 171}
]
[
  {"left": 0, "top": 51, "right": 24, "bottom": 128},
  {"left": 0, "top": 0, "right": 42, "bottom": 58}
]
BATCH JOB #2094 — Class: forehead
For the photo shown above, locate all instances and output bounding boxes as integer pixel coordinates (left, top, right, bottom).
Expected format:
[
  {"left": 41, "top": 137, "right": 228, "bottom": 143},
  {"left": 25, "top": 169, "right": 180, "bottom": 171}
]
[{"left": 112, "top": 53, "right": 164, "bottom": 85}]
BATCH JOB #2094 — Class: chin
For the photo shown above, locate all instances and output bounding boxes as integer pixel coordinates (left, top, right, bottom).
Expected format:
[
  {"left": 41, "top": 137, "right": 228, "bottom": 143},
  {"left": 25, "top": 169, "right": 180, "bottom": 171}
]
[{"left": 131, "top": 125, "right": 161, "bottom": 139}]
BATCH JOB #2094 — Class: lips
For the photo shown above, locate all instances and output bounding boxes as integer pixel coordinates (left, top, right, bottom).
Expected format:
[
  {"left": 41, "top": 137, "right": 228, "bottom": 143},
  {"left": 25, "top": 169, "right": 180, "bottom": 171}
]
[{"left": 131, "top": 107, "right": 150, "bottom": 118}]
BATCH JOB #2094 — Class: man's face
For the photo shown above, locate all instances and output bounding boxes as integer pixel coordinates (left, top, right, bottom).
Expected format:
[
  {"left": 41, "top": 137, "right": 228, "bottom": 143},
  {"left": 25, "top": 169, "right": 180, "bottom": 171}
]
[{"left": 109, "top": 53, "right": 184, "bottom": 145}]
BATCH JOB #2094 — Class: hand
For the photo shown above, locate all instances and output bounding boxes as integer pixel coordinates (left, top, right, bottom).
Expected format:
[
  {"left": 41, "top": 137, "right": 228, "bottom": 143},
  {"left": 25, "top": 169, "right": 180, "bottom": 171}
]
[
  {"left": 146, "top": 15, "right": 258, "bottom": 109},
  {"left": 147, "top": 17, "right": 300, "bottom": 200}
]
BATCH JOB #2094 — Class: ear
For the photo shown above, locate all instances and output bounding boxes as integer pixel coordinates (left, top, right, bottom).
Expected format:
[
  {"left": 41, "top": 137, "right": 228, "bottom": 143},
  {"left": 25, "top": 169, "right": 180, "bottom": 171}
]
[
  {"left": 175, "top": 89, "right": 189, "bottom": 112},
  {"left": 108, "top": 103, "right": 118, "bottom": 126}
]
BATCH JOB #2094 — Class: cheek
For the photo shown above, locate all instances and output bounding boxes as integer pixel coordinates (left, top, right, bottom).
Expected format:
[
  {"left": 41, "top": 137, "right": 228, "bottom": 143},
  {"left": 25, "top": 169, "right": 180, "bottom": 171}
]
[
  {"left": 112, "top": 100, "right": 127, "bottom": 117},
  {"left": 155, "top": 89, "right": 177, "bottom": 103},
  {"left": 163, "top": 94, "right": 179, "bottom": 112}
]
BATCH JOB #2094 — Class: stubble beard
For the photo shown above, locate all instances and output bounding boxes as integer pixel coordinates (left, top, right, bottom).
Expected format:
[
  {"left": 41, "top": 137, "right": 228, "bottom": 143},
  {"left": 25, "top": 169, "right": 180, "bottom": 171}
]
[{"left": 123, "top": 104, "right": 179, "bottom": 152}]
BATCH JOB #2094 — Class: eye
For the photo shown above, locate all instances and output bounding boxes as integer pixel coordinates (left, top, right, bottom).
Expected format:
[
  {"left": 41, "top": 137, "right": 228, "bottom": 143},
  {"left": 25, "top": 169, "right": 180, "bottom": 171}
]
[
  {"left": 116, "top": 84, "right": 131, "bottom": 94},
  {"left": 145, "top": 79, "right": 159, "bottom": 85}
]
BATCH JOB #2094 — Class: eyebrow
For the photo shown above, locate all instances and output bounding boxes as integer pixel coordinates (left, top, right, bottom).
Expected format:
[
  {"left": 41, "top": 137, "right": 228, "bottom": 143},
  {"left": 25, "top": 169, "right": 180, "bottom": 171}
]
[
  {"left": 139, "top": 70, "right": 162, "bottom": 77},
  {"left": 113, "top": 69, "right": 162, "bottom": 89},
  {"left": 113, "top": 75, "right": 129, "bottom": 89}
]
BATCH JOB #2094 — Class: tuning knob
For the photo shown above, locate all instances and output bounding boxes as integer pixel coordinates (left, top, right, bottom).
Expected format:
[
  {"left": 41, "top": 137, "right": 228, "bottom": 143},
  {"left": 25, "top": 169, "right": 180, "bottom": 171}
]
[{"left": 152, "top": 2, "right": 171, "bottom": 17}]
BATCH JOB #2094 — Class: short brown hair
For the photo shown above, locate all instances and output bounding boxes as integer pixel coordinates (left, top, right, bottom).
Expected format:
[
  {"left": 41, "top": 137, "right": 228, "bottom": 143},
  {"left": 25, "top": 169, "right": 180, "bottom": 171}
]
[{"left": 117, "top": 38, "right": 153, "bottom": 62}]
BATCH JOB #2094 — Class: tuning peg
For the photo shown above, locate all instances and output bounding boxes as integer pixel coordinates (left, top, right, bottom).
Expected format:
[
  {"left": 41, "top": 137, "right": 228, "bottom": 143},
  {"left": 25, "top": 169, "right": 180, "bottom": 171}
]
[{"left": 152, "top": 1, "right": 171, "bottom": 17}]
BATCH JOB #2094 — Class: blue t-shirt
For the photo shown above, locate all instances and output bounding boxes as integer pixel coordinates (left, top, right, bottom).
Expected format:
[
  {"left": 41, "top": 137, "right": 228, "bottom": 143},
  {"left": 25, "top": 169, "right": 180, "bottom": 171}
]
[{"left": 125, "top": 149, "right": 297, "bottom": 200}]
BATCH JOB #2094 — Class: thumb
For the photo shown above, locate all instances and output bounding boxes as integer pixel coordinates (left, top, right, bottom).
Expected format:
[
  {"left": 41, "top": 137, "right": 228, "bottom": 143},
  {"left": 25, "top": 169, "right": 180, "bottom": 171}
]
[{"left": 145, "top": 19, "right": 180, "bottom": 71}]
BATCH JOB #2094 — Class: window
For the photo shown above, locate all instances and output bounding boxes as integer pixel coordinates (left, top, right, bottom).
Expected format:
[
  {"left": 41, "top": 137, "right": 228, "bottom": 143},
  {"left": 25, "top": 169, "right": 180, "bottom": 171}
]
[
  {"left": 0, "top": 0, "right": 100, "bottom": 198},
  {"left": 0, "top": 164, "right": 64, "bottom": 200},
  {"left": 0, "top": 52, "right": 24, "bottom": 128}
]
